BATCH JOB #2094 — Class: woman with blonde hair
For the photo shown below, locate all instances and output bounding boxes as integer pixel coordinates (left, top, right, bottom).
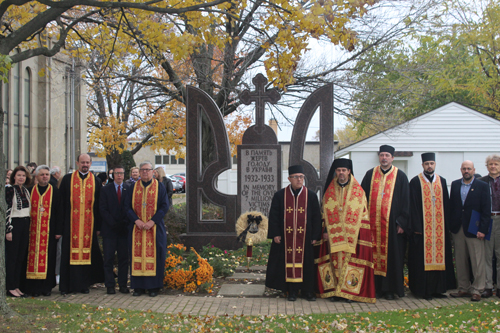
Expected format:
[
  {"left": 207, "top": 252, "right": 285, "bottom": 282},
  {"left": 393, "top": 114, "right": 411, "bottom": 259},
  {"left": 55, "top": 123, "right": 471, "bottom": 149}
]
[{"left": 154, "top": 167, "right": 173, "bottom": 206}]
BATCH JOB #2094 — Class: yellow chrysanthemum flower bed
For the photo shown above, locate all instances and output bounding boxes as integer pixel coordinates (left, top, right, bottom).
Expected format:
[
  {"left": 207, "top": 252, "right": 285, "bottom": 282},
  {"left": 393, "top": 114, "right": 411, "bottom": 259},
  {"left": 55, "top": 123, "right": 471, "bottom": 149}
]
[{"left": 164, "top": 244, "right": 214, "bottom": 293}]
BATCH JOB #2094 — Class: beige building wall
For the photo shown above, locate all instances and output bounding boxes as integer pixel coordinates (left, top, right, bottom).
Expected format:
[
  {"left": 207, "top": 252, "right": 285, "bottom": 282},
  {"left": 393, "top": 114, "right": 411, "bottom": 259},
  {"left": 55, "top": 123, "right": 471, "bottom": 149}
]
[{"left": 2, "top": 50, "right": 86, "bottom": 172}]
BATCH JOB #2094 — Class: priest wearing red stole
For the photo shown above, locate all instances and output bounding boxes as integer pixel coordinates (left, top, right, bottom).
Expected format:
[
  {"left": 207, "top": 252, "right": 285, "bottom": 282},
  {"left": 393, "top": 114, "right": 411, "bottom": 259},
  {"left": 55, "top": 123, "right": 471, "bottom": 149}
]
[
  {"left": 125, "top": 162, "right": 169, "bottom": 297},
  {"left": 59, "top": 154, "right": 104, "bottom": 295},
  {"left": 408, "top": 153, "right": 456, "bottom": 300},
  {"left": 316, "top": 159, "right": 376, "bottom": 303},
  {"left": 361, "top": 145, "right": 410, "bottom": 300},
  {"left": 265, "top": 165, "right": 322, "bottom": 301},
  {"left": 25, "top": 165, "right": 63, "bottom": 297}
]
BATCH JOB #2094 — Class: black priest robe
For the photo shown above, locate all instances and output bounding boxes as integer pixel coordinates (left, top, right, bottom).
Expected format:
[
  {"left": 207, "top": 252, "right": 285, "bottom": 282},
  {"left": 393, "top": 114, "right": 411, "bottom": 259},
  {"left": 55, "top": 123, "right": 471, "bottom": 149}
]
[
  {"left": 24, "top": 184, "right": 63, "bottom": 295},
  {"left": 408, "top": 174, "right": 456, "bottom": 298},
  {"left": 361, "top": 166, "right": 410, "bottom": 297},
  {"left": 59, "top": 172, "right": 104, "bottom": 293},
  {"left": 265, "top": 186, "right": 322, "bottom": 294}
]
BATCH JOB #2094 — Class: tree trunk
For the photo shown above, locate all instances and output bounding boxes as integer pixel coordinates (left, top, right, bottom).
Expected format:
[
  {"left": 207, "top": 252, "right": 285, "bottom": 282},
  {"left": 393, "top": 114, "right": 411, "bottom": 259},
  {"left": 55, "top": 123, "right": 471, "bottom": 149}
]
[
  {"left": 106, "top": 150, "right": 123, "bottom": 170},
  {"left": 0, "top": 108, "right": 18, "bottom": 317}
]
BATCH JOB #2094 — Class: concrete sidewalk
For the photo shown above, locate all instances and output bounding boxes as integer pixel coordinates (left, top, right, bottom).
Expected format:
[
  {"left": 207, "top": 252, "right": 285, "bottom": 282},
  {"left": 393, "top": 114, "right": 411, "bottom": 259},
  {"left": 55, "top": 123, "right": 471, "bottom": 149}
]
[{"left": 47, "top": 287, "right": 474, "bottom": 316}]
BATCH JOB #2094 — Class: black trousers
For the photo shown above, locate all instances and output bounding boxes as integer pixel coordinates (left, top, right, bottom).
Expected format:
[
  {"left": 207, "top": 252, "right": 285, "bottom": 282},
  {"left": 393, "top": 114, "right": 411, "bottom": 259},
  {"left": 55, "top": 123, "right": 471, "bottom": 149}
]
[
  {"left": 102, "top": 236, "right": 129, "bottom": 288},
  {"left": 5, "top": 217, "right": 30, "bottom": 290}
]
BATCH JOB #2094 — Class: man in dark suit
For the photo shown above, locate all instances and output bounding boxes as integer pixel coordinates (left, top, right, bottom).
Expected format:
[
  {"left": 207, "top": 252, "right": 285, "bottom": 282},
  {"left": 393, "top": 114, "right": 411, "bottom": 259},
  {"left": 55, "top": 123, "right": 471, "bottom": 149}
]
[
  {"left": 99, "top": 165, "right": 130, "bottom": 294},
  {"left": 449, "top": 160, "right": 491, "bottom": 301}
]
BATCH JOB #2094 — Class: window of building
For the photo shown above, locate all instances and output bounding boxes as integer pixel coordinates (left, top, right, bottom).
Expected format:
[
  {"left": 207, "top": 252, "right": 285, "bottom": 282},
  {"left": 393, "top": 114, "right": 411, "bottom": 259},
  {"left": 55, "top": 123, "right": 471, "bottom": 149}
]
[
  {"left": 232, "top": 155, "right": 237, "bottom": 165},
  {"left": 2, "top": 81, "right": 8, "bottom": 168},
  {"left": 154, "top": 154, "right": 186, "bottom": 165},
  {"left": 12, "top": 61, "right": 20, "bottom": 165},
  {"left": 23, "top": 68, "right": 30, "bottom": 165}
]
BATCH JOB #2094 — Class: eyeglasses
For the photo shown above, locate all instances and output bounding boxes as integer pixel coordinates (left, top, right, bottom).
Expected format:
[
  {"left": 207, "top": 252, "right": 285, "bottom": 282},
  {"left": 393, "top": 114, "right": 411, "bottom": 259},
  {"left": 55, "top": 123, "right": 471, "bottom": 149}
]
[
  {"left": 114, "top": 172, "right": 125, "bottom": 175},
  {"left": 140, "top": 169, "right": 153, "bottom": 172},
  {"left": 290, "top": 175, "right": 304, "bottom": 180}
]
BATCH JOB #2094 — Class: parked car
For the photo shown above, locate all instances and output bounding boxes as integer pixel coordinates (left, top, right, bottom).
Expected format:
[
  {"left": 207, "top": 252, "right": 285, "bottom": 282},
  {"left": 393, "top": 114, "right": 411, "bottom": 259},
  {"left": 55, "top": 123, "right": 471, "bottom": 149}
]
[
  {"left": 173, "top": 172, "right": 185, "bottom": 177},
  {"left": 166, "top": 174, "right": 183, "bottom": 193},
  {"left": 172, "top": 175, "right": 186, "bottom": 193}
]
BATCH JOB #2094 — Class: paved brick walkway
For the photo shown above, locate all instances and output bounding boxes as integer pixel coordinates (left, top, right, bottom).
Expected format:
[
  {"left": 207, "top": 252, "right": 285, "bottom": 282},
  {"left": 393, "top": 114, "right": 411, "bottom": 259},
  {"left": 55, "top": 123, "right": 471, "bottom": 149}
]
[{"left": 47, "top": 287, "right": 473, "bottom": 316}]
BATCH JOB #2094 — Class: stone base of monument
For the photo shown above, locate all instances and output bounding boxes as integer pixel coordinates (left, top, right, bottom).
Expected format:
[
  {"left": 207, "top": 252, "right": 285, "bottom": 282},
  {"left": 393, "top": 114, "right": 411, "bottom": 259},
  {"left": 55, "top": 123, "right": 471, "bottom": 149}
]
[
  {"left": 235, "top": 265, "right": 267, "bottom": 273},
  {"left": 227, "top": 272, "right": 266, "bottom": 281},
  {"left": 218, "top": 284, "right": 266, "bottom": 297},
  {"left": 179, "top": 233, "right": 242, "bottom": 251}
]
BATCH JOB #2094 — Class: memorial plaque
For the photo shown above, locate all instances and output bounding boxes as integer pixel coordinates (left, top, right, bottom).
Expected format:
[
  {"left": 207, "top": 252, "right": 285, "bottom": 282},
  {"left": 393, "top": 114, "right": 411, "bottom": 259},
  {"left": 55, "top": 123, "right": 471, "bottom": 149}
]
[{"left": 238, "top": 145, "right": 281, "bottom": 217}]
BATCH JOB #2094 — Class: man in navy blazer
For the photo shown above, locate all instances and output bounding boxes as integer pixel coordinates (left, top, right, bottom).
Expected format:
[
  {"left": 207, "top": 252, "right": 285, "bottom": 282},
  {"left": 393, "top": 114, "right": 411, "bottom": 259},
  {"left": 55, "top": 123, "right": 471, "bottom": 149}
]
[
  {"left": 99, "top": 165, "right": 130, "bottom": 295},
  {"left": 449, "top": 160, "right": 491, "bottom": 301}
]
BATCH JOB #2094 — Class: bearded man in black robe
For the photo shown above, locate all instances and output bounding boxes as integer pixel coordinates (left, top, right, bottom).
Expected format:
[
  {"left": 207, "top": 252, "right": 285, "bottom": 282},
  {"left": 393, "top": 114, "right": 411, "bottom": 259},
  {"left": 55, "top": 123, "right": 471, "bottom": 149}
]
[
  {"left": 361, "top": 145, "right": 410, "bottom": 300},
  {"left": 408, "top": 153, "right": 456, "bottom": 300},
  {"left": 265, "top": 165, "right": 322, "bottom": 301}
]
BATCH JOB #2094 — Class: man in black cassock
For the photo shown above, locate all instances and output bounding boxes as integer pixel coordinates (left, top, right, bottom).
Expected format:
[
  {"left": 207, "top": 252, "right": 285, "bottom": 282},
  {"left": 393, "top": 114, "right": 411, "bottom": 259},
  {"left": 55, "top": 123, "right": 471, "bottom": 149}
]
[
  {"left": 265, "top": 165, "right": 322, "bottom": 301},
  {"left": 361, "top": 145, "right": 410, "bottom": 300},
  {"left": 25, "top": 165, "right": 63, "bottom": 296},
  {"left": 408, "top": 153, "right": 456, "bottom": 300},
  {"left": 59, "top": 154, "right": 104, "bottom": 295},
  {"left": 124, "top": 161, "right": 169, "bottom": 297}
]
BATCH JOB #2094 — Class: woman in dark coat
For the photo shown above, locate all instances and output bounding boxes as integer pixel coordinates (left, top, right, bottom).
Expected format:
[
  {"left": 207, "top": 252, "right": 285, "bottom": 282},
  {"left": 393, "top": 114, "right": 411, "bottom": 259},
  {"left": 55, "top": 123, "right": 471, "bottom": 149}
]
[{"left": 5, "top": 166, "right": 32, "bottom": 297}]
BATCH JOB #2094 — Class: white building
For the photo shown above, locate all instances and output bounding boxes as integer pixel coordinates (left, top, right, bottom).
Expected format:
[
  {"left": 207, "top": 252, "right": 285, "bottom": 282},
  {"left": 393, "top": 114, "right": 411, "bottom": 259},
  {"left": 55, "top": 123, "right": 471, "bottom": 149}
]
[{"left": 334, "top": 102, "right": 500, "bottom": 186}]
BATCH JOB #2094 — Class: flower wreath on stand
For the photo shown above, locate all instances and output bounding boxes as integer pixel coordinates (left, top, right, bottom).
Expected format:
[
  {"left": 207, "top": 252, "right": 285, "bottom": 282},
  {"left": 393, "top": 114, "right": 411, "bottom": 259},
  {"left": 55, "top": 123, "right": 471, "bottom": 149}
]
[{"left": 236, "top": 211, "right": 268, "bottom": 270}]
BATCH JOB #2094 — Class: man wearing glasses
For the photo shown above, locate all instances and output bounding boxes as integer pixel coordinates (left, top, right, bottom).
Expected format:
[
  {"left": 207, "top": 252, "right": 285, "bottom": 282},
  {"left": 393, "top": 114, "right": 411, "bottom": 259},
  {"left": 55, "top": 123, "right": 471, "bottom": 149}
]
[
  {"left": 124, "top": 162, "right": 169, "bottom": 297},
  {"left": 265, "top": 165, "right": 322, "bottom": 301},
  {"left": 99, "top": 166, "right": 130, "bottom": 295}
]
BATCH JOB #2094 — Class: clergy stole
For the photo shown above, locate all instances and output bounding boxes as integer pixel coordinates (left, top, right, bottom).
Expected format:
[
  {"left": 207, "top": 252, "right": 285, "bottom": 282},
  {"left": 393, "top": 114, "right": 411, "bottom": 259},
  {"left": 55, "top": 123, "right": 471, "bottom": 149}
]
[
  {"left": 284, "top": 185, "right": 308, "bottom": 282},
  {"left": 316, "top": 176, "right": 376, "bottom": 303},
  {"left": 131, "top": 179, "right": 159, "bottom": 276},
  {"left": 368, "top": 166, "right": 398, "bottom": 276},
  {"left": 27, "top": 185, "right": 53, "bottom": 279},
  {"left": 418, "top": 174, "right": 445, "bottom": 271},
  {"left": 70, "top": 172, "right": 96, "bottom": 265}
]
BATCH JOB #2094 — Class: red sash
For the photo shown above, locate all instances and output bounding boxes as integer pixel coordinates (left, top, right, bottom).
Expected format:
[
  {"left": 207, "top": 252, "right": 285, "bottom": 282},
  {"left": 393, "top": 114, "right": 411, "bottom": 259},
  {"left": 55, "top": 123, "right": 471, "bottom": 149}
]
[
  {"left": 70, "top": 172, "right": 96, "bottom": 265},
  {"left": 368, "top": 166, "right": 397, "bottom": 276},
  {"left": 284, "top": 185, "right": 308, "bottom": 282},
  {"left": 131, "top": 180, "right": 159, "bottom": 276},
  {"left": 418, "top": 174, "right": 445, "bottom": 271},
  {"left": 27, "top": 185, "right": 53, "bottom": 279}
]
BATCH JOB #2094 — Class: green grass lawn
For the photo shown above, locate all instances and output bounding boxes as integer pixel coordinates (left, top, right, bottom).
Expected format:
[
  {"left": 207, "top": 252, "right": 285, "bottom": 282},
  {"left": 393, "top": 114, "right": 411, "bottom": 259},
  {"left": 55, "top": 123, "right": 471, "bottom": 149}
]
[{"left": 1, "top": 298, "right": 499, "bottom": 332}]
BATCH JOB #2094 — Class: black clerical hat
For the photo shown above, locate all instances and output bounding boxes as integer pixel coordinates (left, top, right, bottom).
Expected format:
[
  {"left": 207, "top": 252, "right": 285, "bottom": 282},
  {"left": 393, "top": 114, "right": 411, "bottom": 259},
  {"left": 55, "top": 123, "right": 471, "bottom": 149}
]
[
  {"left": 332, "top": 158, "right": 353, "bottom": 171},
  {"left": 379, "top": 145, "right": 395, "bottom": 156},
  {"left": 421, "top": 152, "right": 435, "bottom": 162},
  {"left": 288, "top": 165, "right": 304, "bottom": 175}
]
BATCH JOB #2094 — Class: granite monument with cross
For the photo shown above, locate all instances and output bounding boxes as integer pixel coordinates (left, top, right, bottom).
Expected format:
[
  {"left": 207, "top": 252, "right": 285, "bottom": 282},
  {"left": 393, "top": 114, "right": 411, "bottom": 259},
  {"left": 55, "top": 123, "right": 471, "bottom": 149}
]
[
  {"left": 237, "top": 74, "right": 282, "bottom": 218},
  {"left": 182, "top": 74, "right": 334, "bottom": 250}
]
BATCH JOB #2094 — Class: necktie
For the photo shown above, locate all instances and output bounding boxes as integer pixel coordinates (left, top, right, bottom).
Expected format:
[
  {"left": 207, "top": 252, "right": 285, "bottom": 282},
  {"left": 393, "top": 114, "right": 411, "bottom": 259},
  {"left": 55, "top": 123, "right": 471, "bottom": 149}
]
[{"left": 117, "top": 185, "right": 121, "bottom": 203}]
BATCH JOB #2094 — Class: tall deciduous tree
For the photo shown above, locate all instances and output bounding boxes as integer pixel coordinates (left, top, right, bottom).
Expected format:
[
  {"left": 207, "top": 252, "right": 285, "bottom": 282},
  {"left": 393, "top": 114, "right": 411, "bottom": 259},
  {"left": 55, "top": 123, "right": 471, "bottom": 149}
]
[{"left": 0, "top": 0, "right": 230, "bottom": 316}]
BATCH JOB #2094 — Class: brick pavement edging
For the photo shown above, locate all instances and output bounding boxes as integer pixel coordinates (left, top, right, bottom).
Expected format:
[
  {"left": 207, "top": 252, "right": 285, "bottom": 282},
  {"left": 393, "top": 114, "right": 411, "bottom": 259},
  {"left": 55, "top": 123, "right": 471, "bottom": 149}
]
[{"left": 44, "top": 288, "right": 474, "bottom": 316}]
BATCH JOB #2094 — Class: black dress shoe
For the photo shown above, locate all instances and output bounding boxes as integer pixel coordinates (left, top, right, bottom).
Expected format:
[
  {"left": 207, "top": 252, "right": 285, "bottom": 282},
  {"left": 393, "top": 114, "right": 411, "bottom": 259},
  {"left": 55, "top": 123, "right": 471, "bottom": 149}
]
[
  {"left": 107, "top": 287, "right": 116, "bottom": 295},
  {"left": 60, "top": 291, "right": 68, "bottom": 296},
  {"left": 19, "top": 293, "right": 28, "bottom": 298},
  {"left": 149, "top": 291, "right": 158, "bottom": 297},
  {"left": 304, "top": 292, "right": 316, "bottom": 301},
  {"left": 424, "top": 295, "right": 433, "bottom": 300},
  {"left": 481, "top": 289, "right": 493, "bottom": 298},
  {"left": 288, "top": 291, "right": 297, "bottom": 301},
  {"left": 42, "top": 292, "right": 51, "bottom": 297},
  {"left": 385, "top": 292, "right": 394, "bottom": 300},
  {"left": 32, "top": 293, "right": 40, "bottom": 297},
  {"left": 119, "top": 287, "right": 130, "bottom": 294},
  {"left": 432, "top": 293, "right": 447, "bottom": 299},
  {"left": 81, "top": 289, "right": 90, "bottom": 294},
  {"left": 329, "top": 296, "right": 341, "bottom": 302},
  {"left": 133, "top": 288, "right": 144, "bottom": 296}
]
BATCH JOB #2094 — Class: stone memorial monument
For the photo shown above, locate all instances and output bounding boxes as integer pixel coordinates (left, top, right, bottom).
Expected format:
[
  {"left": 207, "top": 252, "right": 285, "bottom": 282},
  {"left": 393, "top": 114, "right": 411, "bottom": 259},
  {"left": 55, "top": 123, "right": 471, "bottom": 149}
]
[
  {"left": 237, "top": 74, "right": 282, "bottom": 218},
  {"left": 182, "top": 75, "right": 334, "bottom": 250}
]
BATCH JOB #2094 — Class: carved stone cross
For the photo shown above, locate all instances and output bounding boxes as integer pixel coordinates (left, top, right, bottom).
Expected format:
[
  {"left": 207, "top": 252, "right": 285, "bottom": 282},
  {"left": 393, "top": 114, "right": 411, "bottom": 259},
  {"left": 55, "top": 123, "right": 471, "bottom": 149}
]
[{"left": 239, "top": 73, "right": 281, "bottom": 134}]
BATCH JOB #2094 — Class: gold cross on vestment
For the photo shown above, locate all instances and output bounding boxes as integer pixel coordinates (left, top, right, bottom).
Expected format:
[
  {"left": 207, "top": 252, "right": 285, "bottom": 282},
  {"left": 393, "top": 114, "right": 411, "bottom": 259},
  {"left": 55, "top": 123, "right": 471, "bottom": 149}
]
[
  {"left": 296, "top": 247, "right": 303, "bottom": 254},
  {"left": 287, "top": 247, "right": 293, "bottom": 253},
  {"left": 286, "top": 226, "right": 293, "bottom": 233},
  {"left": 286, "top": 207, "right": 293, "bottom": 213},
  {"left": 136, "top": 241, "right": 141, "bottom": 247},
  {"left": 298, "top": 207, "right": 305, "bottom": 214},
  {"left": 298, "top": 226, "right": 304, "bottom": 234}
]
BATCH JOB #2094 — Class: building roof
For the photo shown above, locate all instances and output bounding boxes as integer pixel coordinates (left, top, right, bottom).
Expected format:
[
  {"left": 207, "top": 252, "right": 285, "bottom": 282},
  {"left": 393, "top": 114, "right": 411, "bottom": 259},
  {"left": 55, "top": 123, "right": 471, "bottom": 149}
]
[{"left": 335, "top": 102, "right": 500, "bottom": 157}]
